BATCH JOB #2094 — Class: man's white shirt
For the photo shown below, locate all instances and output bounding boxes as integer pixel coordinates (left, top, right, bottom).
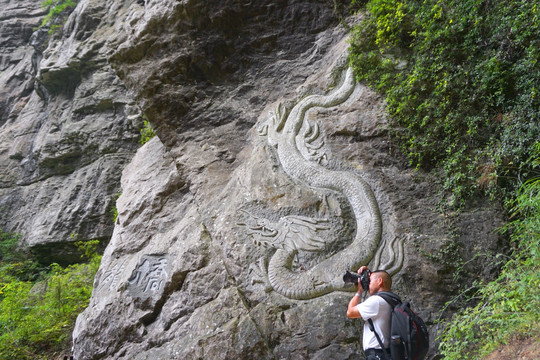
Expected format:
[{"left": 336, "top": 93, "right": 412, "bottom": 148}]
[{"left": 357, "top": 295, "right": 392, "bottom": 350}]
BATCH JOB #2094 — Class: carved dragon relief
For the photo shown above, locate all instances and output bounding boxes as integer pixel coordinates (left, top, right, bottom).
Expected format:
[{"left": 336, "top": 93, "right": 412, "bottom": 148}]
[{"left": 239, "top": 66, "right": 404, "bottom": 300}]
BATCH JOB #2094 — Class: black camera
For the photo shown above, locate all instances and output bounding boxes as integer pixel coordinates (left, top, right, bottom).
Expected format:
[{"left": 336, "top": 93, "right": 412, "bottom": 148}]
[
  {"left": 343, "top": 270, "right": 360, "bottom": 285},
  {"left": 343, "top": 269, "right": 371, "bottom": 291}
]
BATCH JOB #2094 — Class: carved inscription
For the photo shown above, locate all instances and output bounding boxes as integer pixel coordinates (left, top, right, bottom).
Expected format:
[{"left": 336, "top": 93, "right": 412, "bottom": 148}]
[
  {"left": 99, "top": 261, "right": 126, "bottom": 292},
  {"left": 128, "top": 256, "right": 169, "bottom": 295}
]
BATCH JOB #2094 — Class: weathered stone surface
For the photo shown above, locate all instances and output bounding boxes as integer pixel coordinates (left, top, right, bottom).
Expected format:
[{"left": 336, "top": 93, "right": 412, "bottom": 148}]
[
  {"left": 73, "top": 18, "right": 504, "bottom": 359},
  {"left": 0, "top": 0, "right": 45, "bottom": 125},
  {"left": 0, "top": 0, "right": 141, "bottom": 258},
  {"left": 108, "top": 0, "right": 350, "bottom": 150}
]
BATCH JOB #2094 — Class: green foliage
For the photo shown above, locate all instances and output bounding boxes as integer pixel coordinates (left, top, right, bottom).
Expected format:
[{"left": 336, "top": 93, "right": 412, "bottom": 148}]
[
  {"left": 0, "top": 234, "right": 101, "bottom": 359},
  {"left": 111, "top": 205, "right": 119, "bottom": 223},
  {"left": 349, "top": 0, "right": 540, "bottom": 207},
  {"left": 438, "top": 174, "right": 540, "bottom": 359},
  {"left": 40, "top": 0, "right": 79, "bottom": 33},
  {"left": 110, "top": 193, "right": 122, "bottom": 224},
  {"left": 0, "top": 230, "right": 44, "bottom": 282},
  {"left": 0, "top": 230, "right": 21, "bottom": 262},
  {"left": 139, "top": 119, "right": 156, "bottom": 145},
  {"left": 349, "top": 2, "right": 540, "bottom": 356}
]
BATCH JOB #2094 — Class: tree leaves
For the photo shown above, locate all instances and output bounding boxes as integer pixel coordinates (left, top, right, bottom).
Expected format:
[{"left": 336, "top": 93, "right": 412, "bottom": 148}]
[{"left": 349, "top": 0, "right": 540, "bottom": 207}]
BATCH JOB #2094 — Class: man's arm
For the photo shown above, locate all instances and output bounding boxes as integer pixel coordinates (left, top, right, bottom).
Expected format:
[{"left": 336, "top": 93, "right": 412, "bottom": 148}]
[
  {"left": 347, "top": 265, "right": 370, "bottom": 318},
  {"left": 347, "top": 292, "right": 362, "bottom": 318}
]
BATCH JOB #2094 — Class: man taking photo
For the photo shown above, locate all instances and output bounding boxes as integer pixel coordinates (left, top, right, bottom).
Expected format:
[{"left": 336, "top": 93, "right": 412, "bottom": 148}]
[{"left": 346, "top": 266, "right": 393, "bottom": 360}]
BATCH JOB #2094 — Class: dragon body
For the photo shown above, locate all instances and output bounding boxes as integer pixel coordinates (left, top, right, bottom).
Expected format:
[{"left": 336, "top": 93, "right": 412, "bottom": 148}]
[{"left": 259, "top": 67, "right": 383, "bottom": 300}]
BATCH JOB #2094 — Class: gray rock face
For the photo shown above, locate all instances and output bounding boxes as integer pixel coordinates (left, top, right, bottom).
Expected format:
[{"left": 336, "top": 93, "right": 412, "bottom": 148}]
[
  {"left": 0, "top": 0, "right": 141, "bottom": 259},
  {"left": 1, "top": 0, "right": 505, "bottom": 359},
  {"left": 71, "top": 0, "right": 505, "bottom": 355}
]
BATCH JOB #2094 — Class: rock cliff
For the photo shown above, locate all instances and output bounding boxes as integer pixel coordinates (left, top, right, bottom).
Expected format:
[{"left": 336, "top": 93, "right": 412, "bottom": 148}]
[
  {"left": 0, "top": 0, "right": 141, "bottom": 263},
  {"left": 0, "top": 0, "right": 505, "bottom": 359}
]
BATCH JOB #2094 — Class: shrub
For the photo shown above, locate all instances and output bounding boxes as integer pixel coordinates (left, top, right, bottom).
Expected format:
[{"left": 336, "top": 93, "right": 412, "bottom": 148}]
[
  {"left": 438, "top": 172, "right": 540, "bottom": 359},
  {"left": 349, "top": 0, "right": 540, "bottom": 207},
  {"left": 0, "top": 230, "right": 21, "bottom": 262},
  {"left": 0, "top": 231, "right": 43, "bottom": 282},
  {"left": 40, "top": 0, "right": 79, "bottom": 33},
  {"left": 0, "top": 235, "right": 101, "bottom": 359},
  {"left": 139, "top": 119, "right": 156, "bottom": 145}
]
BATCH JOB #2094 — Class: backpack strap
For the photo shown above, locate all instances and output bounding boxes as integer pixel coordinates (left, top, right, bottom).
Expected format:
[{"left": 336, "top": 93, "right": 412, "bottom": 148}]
[
  {"left": 366, "top": 318, "right": 391, "bottom": 360},
  {"left": 375, "top": 291, "right": 402, "bottom": 309}
]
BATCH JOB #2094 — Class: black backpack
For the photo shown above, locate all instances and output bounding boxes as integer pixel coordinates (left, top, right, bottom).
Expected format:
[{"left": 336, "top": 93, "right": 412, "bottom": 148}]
[{"left": 366, "top": 291, "right": 429, "bottom": 360}]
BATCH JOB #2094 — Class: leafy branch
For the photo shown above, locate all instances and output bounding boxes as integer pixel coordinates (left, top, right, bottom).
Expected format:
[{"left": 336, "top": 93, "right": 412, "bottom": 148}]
[{"left": 40, "top": 0, "right": 79, "bottom": 33}]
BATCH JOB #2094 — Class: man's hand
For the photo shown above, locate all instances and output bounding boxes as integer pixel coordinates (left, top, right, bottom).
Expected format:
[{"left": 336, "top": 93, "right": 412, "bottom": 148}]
[{"left": 357, "top": 265, "right": 369, "bottom": 274}]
